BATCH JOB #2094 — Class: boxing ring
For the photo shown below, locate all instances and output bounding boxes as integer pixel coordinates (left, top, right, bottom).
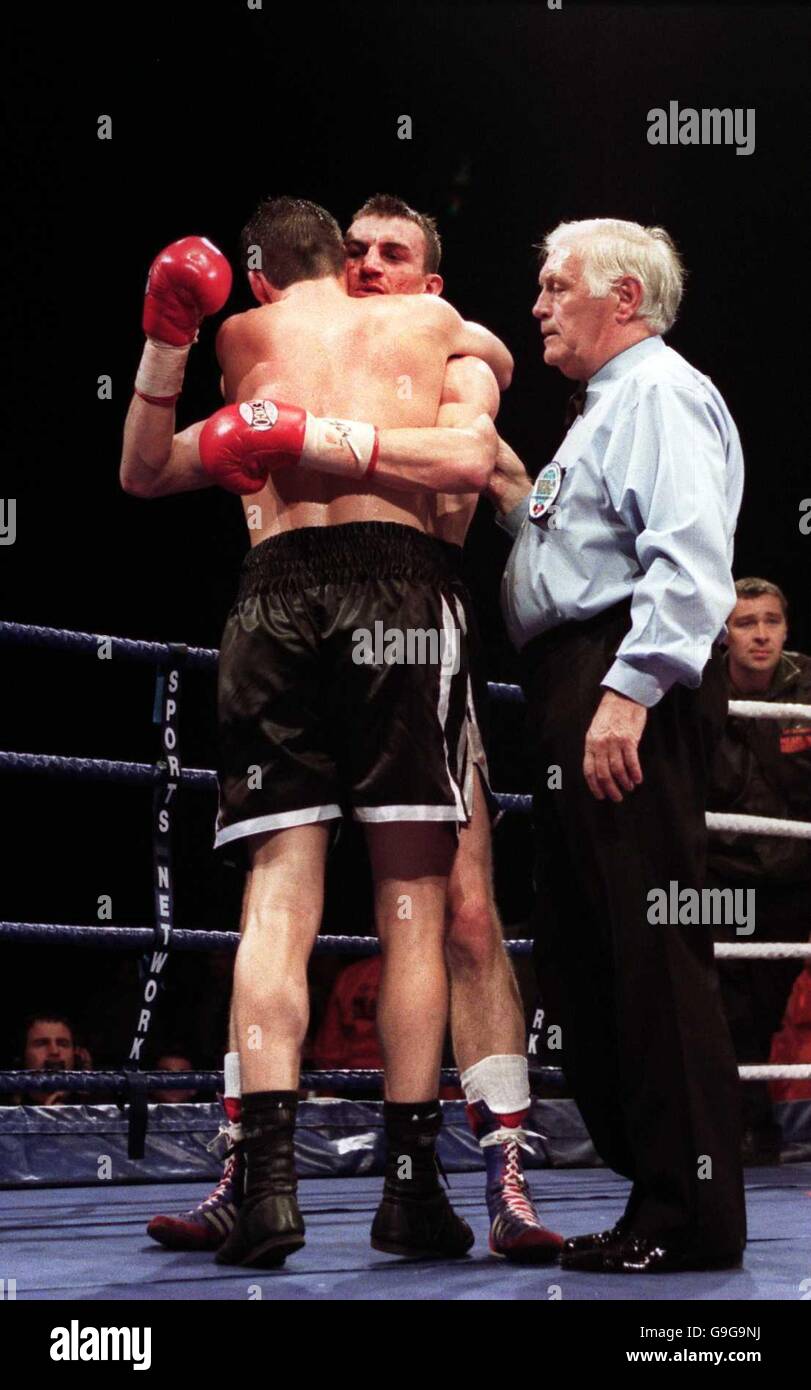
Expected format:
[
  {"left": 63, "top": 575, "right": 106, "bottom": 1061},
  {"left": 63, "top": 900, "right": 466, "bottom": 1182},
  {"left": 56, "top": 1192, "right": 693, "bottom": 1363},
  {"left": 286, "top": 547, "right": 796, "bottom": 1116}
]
[
  {"left": 4, "top": 1168, "right": 810, "bottom": 1302},
  {"left": 1, "top": 618, "right": 810, "bottom": 1303}
]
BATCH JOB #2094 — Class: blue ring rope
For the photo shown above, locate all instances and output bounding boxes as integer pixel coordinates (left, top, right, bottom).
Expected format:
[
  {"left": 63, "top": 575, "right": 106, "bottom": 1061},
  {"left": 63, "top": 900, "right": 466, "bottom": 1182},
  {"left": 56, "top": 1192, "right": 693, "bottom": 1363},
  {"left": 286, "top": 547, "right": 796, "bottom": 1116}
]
[
  {"left": 0, "top": 620, "right": 527, "bottom": 703},
  {"left": 0, "top": 920, "right": 533, "bottom": 956},
  {"left": 0, "top": 620, "right": 217, "bottom": 671},
  {"left": 0, "top": 751, "right": 531, "bottom": 811},
  {"left": 0, "top": 1066, "right": 563, "bottom": 1095}
]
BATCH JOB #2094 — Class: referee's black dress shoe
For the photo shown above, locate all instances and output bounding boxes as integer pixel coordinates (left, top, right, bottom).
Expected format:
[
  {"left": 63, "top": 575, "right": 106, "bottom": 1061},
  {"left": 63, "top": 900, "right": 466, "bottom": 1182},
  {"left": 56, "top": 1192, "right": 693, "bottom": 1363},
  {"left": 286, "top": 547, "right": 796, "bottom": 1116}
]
[
  {"left": 562, "top": 1218, "right": 629, "bottom": 1258},
  {"left": 562, "top": 1232, "right": 743, "bottom": 1274}
]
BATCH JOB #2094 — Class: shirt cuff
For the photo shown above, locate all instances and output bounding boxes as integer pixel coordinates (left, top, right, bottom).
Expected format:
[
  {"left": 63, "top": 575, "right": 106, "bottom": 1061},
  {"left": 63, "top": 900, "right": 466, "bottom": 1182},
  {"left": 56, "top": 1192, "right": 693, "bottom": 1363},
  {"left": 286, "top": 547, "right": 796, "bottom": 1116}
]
[
  {"left": 601, "top": 658, "right": 669, "bottom": 708},
  {"left": 495, "top": 497, "right": 527, "bottom": 539}
]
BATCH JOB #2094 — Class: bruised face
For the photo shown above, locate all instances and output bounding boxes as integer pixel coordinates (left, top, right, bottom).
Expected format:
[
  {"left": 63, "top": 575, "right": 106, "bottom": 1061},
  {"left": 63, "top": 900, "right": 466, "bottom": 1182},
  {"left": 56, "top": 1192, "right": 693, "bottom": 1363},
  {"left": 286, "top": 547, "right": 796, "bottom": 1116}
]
[
  {"left": 344, "top": 215, "right": 439, "bottom": 297},
  {"left": 532, "top": 248, "right": 621, "bottom": 381},
  {"left": 727, "top": 596, "right": 787, "bottom": 684},
  {"left": 24, "top": 1020, "right": 76, "bottom": 1071}
]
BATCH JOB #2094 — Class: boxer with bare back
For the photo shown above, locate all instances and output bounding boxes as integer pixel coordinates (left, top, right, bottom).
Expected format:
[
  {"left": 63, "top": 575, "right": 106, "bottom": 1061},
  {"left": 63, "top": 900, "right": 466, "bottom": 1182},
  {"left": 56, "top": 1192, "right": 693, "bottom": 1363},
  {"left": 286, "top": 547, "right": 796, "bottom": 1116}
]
[
  {"left": 125, "top": 196, "right": 559, "bottom": 1268},
  {"left": 123, "top": 197, "right": 511, "bottom": 1268}
]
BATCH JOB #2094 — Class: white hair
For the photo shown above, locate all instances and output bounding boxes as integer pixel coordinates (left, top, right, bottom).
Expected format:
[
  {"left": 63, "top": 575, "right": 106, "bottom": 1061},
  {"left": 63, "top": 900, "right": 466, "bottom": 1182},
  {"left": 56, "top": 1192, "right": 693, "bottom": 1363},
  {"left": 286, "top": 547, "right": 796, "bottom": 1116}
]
[{"left": 540, "top": 218, "right": 685, "bottom": 334}]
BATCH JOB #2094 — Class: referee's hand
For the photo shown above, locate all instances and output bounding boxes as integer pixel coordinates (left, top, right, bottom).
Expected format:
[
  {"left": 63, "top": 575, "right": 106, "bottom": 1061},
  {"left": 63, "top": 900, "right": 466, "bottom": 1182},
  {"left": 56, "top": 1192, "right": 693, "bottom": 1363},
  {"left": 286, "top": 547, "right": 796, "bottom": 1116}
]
[{"left": 583, "top": 690, "right": 647, "bottom": 802}]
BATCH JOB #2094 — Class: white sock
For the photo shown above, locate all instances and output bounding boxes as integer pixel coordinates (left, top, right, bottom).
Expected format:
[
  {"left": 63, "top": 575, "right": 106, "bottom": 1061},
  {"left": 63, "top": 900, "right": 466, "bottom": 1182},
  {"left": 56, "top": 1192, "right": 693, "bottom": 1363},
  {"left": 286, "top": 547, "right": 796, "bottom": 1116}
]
[
  {"left": 460, "top": 1054, "right": 530, "bottom": 1116},
  {"left": 224, "top": 1051, "right": 241, "bottom": 1101}
]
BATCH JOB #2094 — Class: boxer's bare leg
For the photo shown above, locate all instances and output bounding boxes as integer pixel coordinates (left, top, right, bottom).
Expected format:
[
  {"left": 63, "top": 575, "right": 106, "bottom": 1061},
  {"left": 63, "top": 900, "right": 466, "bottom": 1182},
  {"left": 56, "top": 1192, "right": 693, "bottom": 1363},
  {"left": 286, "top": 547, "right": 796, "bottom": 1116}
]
[
  {"left": 234, "top": 824, "right": 330, "bottom": 1092},
  {"left": 443, "top": 774, "right": 563, "bottom": 1262},
  {"left": 148, "top": 842, "right": 325, "bottom": 1256},
  {"left": 227, "top": 872, "right": 251, "bottom": 1054},
  {"left": 366, "top": 819, "right": 474, "bottom": 1258},
  {"left": 445, "top": 774, "right": 525, "bottom": 1074},
  {"left": 215, "top": 826, "right": 328, "bottom": 1267},
  {"left": 365, "top": 822, "right": 455, "bottom": 1101}
]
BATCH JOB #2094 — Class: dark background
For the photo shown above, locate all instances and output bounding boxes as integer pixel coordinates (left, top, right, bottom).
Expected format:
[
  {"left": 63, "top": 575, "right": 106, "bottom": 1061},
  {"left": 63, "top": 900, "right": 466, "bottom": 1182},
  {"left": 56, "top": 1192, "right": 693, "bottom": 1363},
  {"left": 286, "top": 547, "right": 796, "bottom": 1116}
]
[{"left": 3, "top": 2, "right": 808, "bottom": 1069}]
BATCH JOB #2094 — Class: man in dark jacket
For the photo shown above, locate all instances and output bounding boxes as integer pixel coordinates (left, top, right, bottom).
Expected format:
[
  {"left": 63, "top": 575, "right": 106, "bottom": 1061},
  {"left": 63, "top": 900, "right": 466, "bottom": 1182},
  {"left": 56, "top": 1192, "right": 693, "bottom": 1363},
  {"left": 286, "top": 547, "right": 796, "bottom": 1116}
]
[{"left": 707, "top": 577, "right": 811, "bottom": 1162}]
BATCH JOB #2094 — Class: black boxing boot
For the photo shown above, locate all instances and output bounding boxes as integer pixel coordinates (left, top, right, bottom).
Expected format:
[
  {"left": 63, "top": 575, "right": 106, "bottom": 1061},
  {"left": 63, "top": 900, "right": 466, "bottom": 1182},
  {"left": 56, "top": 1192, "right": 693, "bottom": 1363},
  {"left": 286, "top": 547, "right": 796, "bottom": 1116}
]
[
  {"left": 215, "top": 1091, "right": 304, "bottom": 1268},
  {"left": 371, "top": 1100, "right": 474, "bottom": 1258}
]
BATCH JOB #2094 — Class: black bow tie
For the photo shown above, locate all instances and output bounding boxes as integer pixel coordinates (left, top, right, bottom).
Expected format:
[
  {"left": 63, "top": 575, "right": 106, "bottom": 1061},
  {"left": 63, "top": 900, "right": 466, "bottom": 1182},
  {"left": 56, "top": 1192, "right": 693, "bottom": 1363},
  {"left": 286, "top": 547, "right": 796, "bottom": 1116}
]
[{"left": 564, "top": 381, "right": 588, "bottom": 431}]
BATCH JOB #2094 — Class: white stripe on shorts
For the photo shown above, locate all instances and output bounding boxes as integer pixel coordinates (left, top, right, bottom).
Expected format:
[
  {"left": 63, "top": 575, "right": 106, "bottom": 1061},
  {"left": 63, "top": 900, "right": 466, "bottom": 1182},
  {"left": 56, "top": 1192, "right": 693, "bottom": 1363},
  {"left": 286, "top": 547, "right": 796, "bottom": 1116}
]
[
  {"left": 437, "top": 594, "right": 468, "bottom": 821},
  {"left": 213, "top": 803, "right": 342, "bottom": 848},
  {"left": 353, "top": 804, "right": 465, "bottom": 823}
]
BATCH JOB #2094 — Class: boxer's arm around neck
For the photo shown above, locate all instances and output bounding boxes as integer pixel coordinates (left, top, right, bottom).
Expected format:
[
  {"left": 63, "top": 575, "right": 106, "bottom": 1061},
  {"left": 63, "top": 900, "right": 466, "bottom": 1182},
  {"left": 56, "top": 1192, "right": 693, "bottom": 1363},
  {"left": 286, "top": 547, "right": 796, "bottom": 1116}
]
[
  {"left": 440, "top": 356, "right": 501, "bottom": 417},
  {"left": 405, "top": 295, "right": 513, "bottom": 392},
  {"left": 453, "top": 320, "right": 513, "bottom": 391},
  {"left": 371, "top": 414, "right": 498, "bottom": 494}
]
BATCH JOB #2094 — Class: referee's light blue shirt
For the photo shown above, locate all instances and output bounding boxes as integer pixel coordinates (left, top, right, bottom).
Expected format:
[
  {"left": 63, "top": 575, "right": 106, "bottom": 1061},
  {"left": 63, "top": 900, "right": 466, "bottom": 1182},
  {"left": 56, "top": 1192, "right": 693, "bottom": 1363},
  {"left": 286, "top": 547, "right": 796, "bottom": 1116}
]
[{"left": 500, "top": 335, "right": 745, "bottom": 707}]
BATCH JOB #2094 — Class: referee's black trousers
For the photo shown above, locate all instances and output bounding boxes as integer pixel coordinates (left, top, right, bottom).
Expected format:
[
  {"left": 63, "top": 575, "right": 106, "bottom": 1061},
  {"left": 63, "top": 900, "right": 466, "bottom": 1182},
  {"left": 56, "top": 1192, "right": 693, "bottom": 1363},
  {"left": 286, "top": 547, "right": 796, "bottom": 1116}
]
[{"left": 522, "top": 601, "right": 746, "bottom": 1253}]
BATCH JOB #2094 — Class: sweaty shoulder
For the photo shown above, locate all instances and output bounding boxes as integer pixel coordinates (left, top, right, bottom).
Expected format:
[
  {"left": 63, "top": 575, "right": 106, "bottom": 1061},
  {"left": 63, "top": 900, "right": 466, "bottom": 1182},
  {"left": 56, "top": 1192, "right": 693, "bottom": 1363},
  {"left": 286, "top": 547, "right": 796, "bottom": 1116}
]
[
  {"left": 372, "top": 294, "right": 460, "bottom": 333},
  {"left": 215, "top": 306, "right": 274, "bottom": 362}
]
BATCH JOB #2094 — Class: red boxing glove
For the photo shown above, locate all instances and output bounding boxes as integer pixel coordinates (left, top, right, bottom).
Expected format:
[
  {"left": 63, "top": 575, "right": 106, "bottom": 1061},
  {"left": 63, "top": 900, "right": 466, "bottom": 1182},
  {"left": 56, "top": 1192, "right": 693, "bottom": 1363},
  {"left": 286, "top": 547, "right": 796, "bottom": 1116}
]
[
  {"left": 199, "top": 401, "right": 305, "bottom": 495},
  {"left": 199, "top": 399, "right": 380, "bottom": 494},
  {"left": 142, "top": 236, "right": 232, "bottom": 347}
]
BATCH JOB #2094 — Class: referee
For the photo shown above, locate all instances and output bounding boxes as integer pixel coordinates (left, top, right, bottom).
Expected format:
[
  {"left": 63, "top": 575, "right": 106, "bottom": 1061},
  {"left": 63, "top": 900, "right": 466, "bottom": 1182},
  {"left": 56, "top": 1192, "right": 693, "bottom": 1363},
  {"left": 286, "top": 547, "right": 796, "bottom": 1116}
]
[{"left": 495, "top": 218, "right": 747, "bottom": 1273}]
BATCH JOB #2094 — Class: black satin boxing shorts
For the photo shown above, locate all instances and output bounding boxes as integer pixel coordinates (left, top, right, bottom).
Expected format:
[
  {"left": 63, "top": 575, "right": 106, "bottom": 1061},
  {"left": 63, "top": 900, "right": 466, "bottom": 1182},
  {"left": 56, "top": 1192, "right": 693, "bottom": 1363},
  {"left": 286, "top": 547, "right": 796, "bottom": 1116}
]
[{"left": 214, "top": 521, "right": 491, "bottom": 851}]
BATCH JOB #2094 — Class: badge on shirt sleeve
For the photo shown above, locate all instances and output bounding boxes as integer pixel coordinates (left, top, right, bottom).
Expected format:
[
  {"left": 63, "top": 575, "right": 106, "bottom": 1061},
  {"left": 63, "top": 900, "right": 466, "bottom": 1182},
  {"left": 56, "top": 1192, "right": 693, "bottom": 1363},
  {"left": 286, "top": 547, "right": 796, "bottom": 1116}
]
[{"left": 529, "top": 461, "right": 563, "bottom": 526}]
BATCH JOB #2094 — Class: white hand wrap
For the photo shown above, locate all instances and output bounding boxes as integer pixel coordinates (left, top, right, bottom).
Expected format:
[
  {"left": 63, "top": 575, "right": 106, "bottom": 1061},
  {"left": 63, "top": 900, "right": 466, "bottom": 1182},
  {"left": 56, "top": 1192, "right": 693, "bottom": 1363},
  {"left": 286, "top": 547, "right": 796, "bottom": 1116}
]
[
  {"left": 299, "top": 413, "right": 378, "bottom": 477},
  {"left": 134, "top": 337, "right": 193, "bottom": 403}
]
